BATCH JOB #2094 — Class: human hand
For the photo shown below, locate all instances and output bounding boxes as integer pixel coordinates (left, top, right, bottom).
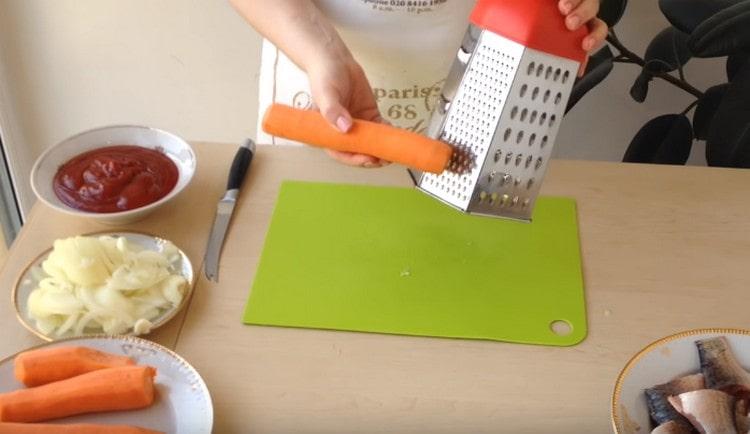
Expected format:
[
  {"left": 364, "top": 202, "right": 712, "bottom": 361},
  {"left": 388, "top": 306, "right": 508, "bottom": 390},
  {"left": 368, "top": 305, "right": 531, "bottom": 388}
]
[
  {"left": 307, "top": 56, "right": 390, "bottom": 168},
  {"left": 558, "top": 0, "right": 608, "bottom": 53}
]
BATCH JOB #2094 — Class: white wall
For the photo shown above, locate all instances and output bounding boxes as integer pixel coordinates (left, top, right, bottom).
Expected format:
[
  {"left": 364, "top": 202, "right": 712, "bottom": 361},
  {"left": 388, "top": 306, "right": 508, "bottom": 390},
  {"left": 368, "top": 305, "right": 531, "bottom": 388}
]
[
  {"left": 0, "top": 0, "right": 726, "bottom": 214},
  {"left": 0, "top": 0, "right": 262, "bottom": 214}
]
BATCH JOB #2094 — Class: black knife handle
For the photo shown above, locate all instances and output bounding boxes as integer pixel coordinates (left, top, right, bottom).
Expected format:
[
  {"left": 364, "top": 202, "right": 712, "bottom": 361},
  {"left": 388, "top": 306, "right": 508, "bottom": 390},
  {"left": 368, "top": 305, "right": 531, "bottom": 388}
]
[{"left": 227, "top": 139, "right": 255, "bottom": 190}]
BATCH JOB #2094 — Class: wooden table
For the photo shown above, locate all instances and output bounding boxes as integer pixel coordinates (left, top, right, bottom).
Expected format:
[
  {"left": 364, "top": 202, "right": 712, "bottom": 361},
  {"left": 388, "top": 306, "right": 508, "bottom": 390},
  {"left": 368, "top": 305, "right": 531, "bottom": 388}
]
[{"left": 2, "top": 143, "right": 749, "bottom": 433}]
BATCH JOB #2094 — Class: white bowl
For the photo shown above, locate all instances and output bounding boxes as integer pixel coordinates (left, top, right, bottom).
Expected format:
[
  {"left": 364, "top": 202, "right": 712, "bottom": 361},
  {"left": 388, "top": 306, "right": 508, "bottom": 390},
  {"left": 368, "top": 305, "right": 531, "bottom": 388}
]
[
  {"left": 31, "top": 125, "right": 196, "bottom": 225},
  {"left": 612, "top": 328, "right": 750, "bottom": 434}
]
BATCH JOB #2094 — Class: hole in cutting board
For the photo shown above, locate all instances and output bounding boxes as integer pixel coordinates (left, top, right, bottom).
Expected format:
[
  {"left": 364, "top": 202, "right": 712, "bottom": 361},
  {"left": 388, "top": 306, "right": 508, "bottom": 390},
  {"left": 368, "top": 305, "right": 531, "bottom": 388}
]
[{"left": 550, "top": 320, "right": 573, "bottom": 336}]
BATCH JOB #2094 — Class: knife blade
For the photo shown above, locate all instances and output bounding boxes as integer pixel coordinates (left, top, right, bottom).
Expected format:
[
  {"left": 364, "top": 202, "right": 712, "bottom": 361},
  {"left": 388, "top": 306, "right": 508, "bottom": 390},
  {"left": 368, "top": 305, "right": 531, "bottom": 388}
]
[{"left": 204, "top": 138, "right": 256, "bottom": 282}]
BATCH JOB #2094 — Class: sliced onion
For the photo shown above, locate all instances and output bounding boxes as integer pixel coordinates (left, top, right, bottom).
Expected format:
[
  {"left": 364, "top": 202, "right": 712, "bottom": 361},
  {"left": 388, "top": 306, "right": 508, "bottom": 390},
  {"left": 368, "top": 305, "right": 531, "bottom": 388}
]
[{"left": 27, "top": 235, "right": 187, "bottom": 337}]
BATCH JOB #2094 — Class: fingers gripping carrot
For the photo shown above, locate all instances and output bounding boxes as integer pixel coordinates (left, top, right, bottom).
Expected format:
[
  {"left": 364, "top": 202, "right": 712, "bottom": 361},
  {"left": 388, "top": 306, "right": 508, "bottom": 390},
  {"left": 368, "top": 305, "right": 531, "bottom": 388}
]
[{"left": 262, "top": 103, "right": 452, "bottom": 174}]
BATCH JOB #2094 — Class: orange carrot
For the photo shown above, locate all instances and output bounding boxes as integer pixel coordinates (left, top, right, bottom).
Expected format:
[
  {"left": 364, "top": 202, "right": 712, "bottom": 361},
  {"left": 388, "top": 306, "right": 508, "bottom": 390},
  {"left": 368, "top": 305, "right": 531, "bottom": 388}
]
[
  {"left": 0, "top": 365, "right": 156, "bottom": 423},
  {"left": 262, "top": 103, "right": 453, "bottom": 174},
  {"left": 0, "top": 422, "right": 164, "bottom": 434},
  {"left": 14, "top": 346, "right": 135, "bottom": 387}
]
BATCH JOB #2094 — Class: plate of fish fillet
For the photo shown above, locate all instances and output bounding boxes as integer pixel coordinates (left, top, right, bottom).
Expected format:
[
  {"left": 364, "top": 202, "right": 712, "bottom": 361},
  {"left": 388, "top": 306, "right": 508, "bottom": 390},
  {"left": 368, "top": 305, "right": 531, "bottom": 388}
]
[{"left": 612, "top": 329, "right": 750, "bottom": 434}]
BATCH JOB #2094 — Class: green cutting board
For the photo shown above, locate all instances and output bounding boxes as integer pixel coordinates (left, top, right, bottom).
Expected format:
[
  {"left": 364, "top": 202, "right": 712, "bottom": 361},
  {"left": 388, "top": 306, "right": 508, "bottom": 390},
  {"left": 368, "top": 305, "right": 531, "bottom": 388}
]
[{"left": 243, "top": 181, "right": 587, "bottom": 346}]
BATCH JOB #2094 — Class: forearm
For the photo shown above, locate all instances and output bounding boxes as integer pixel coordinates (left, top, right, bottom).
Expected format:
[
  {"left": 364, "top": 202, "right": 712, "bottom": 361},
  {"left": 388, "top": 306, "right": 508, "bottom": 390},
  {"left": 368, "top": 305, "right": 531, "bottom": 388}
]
[{"left": 229, "top": 0, "right": 352, "bottom": 72}]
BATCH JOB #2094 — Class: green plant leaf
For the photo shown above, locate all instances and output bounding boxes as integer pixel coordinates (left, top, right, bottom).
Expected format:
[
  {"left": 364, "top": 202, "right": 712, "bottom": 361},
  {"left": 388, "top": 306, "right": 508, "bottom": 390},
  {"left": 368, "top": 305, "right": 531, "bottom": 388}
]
[
  {"left": 629, "top": 71, "right": 652, "bottom": 103},
  {"left": 644, "top": 27, "right": 692, "bottom": 72},
  {"left": 727, "top": 52, "right": 749, "bottom": 81},
  {"left": 707, "top": 60, "right": 750, "bottom": 166},
  {"left": 659, "top": 0, "right": 741, "bottom": 34},
  {"left": 598, "top": 0, "right": 628, "bottom": 27},
  {"left": 688, "top": 1, "right": 750, "bottom": 58},
  {"left": 566, "top": 46, "right": 614, "bottom": 113},
  {"left": 624, "top": 114, "right": 694, "bottom": 164},
  {"left": 730, "top": 126, "right": 750, "bottom": 167},
  {"left": 693, "top": 84, "right": 730, "bottom": 140}
]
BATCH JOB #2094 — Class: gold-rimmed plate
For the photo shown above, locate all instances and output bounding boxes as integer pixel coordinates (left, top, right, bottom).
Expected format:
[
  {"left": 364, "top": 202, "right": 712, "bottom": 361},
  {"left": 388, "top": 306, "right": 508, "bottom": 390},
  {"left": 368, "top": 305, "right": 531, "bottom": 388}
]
[
  {"left": 13, "top": 232, "right": 194, "bottom": 341},
  {"left": 0, "top": 335, "right": 212, "bottom": 432},
  {"left": 611, "top": 328, "right": 750, "bottom": 434}
]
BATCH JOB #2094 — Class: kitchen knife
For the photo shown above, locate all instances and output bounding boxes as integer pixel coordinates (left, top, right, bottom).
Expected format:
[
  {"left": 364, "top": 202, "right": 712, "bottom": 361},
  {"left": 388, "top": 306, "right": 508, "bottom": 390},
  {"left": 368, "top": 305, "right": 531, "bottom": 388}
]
[{"left": 204, "top": 138, "right": 255, "bottom": 282}]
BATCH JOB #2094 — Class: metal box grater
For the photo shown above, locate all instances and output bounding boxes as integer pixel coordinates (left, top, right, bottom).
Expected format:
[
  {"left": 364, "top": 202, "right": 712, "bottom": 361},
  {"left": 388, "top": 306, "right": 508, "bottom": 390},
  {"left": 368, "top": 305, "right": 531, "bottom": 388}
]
[{"left": 414, "top": 0, "right": 588, "bottom": 221}]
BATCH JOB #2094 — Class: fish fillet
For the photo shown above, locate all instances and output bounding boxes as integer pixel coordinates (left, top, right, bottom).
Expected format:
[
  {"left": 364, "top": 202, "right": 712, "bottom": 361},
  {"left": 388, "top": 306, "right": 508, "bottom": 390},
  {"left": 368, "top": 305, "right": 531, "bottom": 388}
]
[{"left": 668, "top": 389, "right": 737, "bottom": 434}]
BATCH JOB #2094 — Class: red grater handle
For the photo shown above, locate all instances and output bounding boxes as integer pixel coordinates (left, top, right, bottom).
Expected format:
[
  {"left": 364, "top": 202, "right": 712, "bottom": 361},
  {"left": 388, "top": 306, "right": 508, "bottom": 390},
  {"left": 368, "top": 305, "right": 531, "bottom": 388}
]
[{"left": 470, "top": 0, "right": 588, "bottom": 64}]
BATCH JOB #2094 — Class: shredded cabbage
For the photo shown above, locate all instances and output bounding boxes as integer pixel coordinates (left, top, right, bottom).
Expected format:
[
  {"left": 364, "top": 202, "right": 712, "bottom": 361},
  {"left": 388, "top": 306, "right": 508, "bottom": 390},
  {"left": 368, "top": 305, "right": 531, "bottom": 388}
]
[{"left": 27, "top": 235, "right": 187, "bottom": 336}]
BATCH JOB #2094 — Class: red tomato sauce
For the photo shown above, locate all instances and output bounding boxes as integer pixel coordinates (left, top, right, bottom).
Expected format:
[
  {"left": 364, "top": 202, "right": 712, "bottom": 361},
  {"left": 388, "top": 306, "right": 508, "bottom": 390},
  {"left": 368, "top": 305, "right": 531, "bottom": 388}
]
[{"left": 53, "top": 145, "right": 179, "bottom": 213}]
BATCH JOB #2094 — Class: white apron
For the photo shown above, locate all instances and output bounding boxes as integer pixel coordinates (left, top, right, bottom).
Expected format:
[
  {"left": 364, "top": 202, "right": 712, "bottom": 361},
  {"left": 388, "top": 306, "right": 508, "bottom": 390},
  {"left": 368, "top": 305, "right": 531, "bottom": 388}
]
[{"left": 257, "top": 0, "right": 476, "bottom": 144}]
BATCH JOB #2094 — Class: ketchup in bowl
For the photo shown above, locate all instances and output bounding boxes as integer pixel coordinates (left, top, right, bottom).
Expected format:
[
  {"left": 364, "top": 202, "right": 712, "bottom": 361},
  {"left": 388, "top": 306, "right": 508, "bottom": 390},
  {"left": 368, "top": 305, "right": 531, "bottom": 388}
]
[{"left": 53, "top": 145, "right": 179, "bottom": 213}]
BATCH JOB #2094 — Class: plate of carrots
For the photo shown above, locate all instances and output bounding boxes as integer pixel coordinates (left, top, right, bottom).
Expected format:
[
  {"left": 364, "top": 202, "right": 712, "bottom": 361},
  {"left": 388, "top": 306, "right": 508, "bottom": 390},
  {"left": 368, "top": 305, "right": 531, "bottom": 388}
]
[{"left": 0, "top": 335, "right": 212, "bottom": 433}]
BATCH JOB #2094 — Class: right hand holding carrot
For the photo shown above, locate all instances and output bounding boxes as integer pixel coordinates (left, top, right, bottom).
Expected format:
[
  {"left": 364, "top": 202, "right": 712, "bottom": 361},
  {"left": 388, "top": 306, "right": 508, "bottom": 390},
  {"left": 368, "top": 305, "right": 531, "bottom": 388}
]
[
  {"left": 228, "top": 0, "right": 389, "bottom": 168},
  {"left": 263, "top": 104, "right": 451, "bottom": 174},
  {"left": 307, "top": 55, "right": 390, "bottom": 169}
]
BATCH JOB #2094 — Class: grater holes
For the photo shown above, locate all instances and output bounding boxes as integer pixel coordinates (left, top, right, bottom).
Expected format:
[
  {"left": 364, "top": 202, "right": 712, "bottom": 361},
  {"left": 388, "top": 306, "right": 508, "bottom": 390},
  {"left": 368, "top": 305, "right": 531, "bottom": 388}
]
[
  {"left": 530, "top": 111, "right": 538, "bottom": 124},
  {"left": 514, "top": 177, "right": 522, "bottom": 187},
  {"left": 554, "top": 68, "right": 562, "bottom": 82},
  {"left": 505, "top": 152, "right": 513, "bottom": 165},
  {"left": 512, "top": 196, "right": 520, "bottom": 207},
  {"left": 522, "top": 198, "right": 531, "bottom": 208},
  {"left": 527, "top": 62, "right": 535, "bottom": 76},
  {"left": 520, "top": 108, "right": 528, "bottom": 122},
  {"left": 527, "top": 178, "right": 535, "bottom": 189},
  {"left": 535, "top": 157, "right": 544, "bottom": 170},
  {"left": 541, "top": 136, "right": 549, "bottom": 148},
  {"left": 501, "top": 174, "right": 512, "bottom": 186},
  {"left": 545, "top": 66, "right": 553, "bottom": 80},
  {"left": 525, "top": 155, "right": 533, "bottom": 168},
  {"left": 555, "top": 92, "right": 562, "bottom": 105},
  {"left": 529, "top": 134, "right": 537, "bottom": 146},
  {"left": 515, "top": 153, "right": 523, "bottom": 166},
  {"left": 516, "top": 131, "right": 524, "bottom": 144},
  {"left": 500, "top": 194, "right": 510, "bottom": 207},
  {"left": 543, "top": 90, "right": 551, "bottom": 103},
  {"left": 532, "top": 87, "right": 540, "bottom": 101},
  {"left": 520, "top": 85, "right": 528, "bottom": 98},
  {"left": 562, "top": 71, "right": 571, "bottom": 84},
  {"left": 536, "top": 64, "right": 544, "bottom": 77},
  {"left": 429, "top": 36, "right": 523, "bottom": 207},
  {"left": 504, "top": 128, "right": 512, "bottom": 142},
  {"left": 540, "top": 113, "right": 547, "bottom": 126},
  {"left": 549, "top": 115, "right": 557, "bottom": 127}
]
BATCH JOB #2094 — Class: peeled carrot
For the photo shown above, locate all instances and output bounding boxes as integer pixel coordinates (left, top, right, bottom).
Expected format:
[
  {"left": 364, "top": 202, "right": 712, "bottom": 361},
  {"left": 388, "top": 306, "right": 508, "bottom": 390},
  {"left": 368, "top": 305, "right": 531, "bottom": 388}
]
[
  {"left": 0, "top": 423, "right": 164, "bottom": 434},
  {"left": 0, "top": 365, "right": 156, "bottom": 423},
  {"left": 14, "top": 346, "right": 135, "bottom": 387},
  {"left": 262, "top": 103, "right": 453, "bottom": 174}
]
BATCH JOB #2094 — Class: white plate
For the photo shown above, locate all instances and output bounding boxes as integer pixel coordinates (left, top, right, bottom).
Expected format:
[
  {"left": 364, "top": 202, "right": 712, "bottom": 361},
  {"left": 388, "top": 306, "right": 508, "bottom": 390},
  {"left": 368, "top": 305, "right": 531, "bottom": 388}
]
[
  {"left": 611, "top": 328, "right": 750, "bottom": 434},
  {"left": 13, "top": 232, "right": 194, "bottom": 341},
  {"left": 0, "top": 335, "right": 212, "bottom": 433}
]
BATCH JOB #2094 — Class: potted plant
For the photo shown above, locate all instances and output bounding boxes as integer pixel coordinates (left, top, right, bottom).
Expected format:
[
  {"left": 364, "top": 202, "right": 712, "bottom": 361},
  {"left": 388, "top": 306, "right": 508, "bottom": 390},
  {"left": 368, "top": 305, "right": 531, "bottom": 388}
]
[{"left": 569, "top": 0, "right": 750, "bottom": 167}]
